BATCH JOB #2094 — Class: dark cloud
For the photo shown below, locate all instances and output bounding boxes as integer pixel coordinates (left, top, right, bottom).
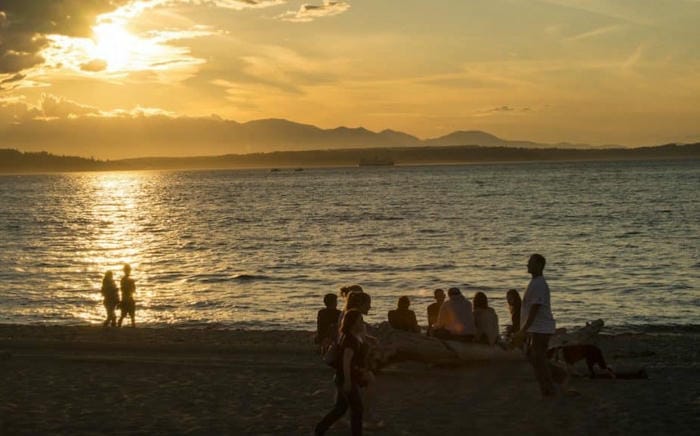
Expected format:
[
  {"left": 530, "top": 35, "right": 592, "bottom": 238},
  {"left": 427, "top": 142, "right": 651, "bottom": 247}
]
[
  {"left": 80, "top": 58, "right": 108, "bottom": 72},
  {"left": 0, "top": 73, "right": 25, "bottom": 84},
  {"left": 0, "top": 1, "right": 128, "bottom": 74}
]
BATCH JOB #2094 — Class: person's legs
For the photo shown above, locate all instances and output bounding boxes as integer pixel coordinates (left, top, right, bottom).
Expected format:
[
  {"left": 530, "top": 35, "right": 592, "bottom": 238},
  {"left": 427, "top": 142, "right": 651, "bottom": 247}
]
[
  {"left": 118, "top": 306, "right": 126, "bottom": 327},
  {"left": 347, "top": 387, "right": 363, "bottom": 436},
  {"left": 129, "top": 306, "right": 135, "bottom": 327},
  {"left": 107, "top": 304, "right": 117, "bottom": 327},
  {"left": 529, "top": 333, "right": 556, "bottom": 397},
  {"left": 315, "top": 386, "right": 351, "bottom": 435},
  {"left": 103, "top": 302, "right": 110, "bottom": 327}
]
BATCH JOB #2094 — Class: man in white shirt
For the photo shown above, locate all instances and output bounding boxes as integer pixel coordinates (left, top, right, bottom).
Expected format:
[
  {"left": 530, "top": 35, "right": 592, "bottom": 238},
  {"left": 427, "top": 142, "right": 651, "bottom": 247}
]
[
  {"left": 433, "top": 287, "right": 476, "bottom": 341},
  {"left": 515, "top": 254, "right": 565, "bottom": 397}
]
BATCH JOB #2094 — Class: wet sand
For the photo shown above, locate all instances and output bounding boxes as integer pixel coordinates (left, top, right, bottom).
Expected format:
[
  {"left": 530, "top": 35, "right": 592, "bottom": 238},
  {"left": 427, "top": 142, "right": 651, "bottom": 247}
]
[{"left": 0, "top": 324, "right": 698, "bottom": 435}]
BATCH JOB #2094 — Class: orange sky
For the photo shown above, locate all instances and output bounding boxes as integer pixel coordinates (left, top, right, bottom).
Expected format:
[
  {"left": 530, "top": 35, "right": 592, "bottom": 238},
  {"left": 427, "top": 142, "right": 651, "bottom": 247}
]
[{"left": 1, "top": 0, "right": 699, "bottom": 157}]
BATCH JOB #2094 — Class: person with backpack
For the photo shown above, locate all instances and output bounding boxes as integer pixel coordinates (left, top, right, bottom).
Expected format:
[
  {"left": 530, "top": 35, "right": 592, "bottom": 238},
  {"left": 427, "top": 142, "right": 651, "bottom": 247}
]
[{"left": 315, "top": 309, "right": 369, "bottom": 435}]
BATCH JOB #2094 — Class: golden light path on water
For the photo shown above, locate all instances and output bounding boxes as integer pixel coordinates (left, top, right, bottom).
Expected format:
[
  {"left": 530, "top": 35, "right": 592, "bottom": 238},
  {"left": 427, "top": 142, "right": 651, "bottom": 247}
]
[{"left": 75, "top": 172, "right": 159, "bottom": 325}]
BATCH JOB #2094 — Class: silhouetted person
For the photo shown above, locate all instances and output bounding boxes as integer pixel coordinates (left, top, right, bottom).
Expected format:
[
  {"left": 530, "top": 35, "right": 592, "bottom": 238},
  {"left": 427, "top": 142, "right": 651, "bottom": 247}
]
[
  {"left": 315, "top": 310, "right": 368, "bottom": 436},
  {"left": 101, "top": 271, "right": 119, "bottom": 327},
  {"left": 433, "top": 287, "right": 475, "bottom": 342},
  {"left": 473, "top": 292, "right": 499, "bottom": 345},
  {"left": 118, "top": 264, "right": 136, "bottom": 327},
  {"left": 426, "top": 288, "right": 445, "bottom": 336},
  {"left": 338, "top": 291, "right": 383, "bottom": 429},
  {"left": 388, "top": 296, "right": 420, "bottom": 332},
  {"left": 506, "top": 288, "right": 522, "bottom": 335},
  {"left": 338, "top": 284, "right": 364, "bottom": 327},
  {"left": 514, "top": 254, "right": 567, "bottom": 397},
  {"left": 316, "top": 293, "right": 341, "bottom": 353}
]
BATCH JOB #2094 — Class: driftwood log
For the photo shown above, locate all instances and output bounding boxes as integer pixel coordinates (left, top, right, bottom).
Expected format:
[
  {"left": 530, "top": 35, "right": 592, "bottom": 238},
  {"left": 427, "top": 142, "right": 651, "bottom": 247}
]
[{"left": 369, "top": 319, "right": 605, "bottom": 367}]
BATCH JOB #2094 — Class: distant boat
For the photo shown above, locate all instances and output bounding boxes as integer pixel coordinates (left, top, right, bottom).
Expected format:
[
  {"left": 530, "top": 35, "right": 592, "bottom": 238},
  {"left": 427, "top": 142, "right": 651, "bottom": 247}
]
[{"left": 358, "top": 158, "right": 394, "bottom": 167}]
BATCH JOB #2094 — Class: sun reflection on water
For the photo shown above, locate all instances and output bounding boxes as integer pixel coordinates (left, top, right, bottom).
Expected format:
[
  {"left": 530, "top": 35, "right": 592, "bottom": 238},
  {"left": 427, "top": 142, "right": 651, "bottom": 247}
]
[{"left": 78, "top": 172, "right": 152, "bottom": 324}]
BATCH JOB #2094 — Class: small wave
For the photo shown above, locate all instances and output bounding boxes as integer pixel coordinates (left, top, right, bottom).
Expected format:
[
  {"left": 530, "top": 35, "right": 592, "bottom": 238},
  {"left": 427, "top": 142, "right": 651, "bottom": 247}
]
[
  {"left": 372, "top": 247, "right": 397, "bottom": 253},
  {"left": 233, "top": 274, "right": 270, "bottom": 281},
  {"left": 188, "top": 300, "right": 223, "bottom": 308}
]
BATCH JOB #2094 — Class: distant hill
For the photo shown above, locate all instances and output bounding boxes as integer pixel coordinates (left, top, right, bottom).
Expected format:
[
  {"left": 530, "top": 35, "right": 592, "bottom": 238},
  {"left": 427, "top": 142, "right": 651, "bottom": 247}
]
[
  {"left": 2, "top": 143, "right": 699, "bottom": 173},
  {"left": 2, "top": 116, "right": 611, "bottom": 158}
]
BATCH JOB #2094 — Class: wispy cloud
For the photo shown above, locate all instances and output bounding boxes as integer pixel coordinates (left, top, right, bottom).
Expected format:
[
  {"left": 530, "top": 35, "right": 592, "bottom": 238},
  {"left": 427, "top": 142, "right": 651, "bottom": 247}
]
[
  {"left": 565, "top": 24, "right": 622, "bottom": 42},
  {"left": 276, "top": 1, "right": 350, "bottom": 23}
]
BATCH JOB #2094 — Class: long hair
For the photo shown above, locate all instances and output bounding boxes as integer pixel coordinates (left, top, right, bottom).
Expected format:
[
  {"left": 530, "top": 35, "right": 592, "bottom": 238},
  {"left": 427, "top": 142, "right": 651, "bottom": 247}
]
[
  {"left": 344, "top": 291, "right": 365, "bottom": 311},
  {"left": 473, "top": 292, "right": 488, "bottom": 309},
  {"left": 506, "top": 289, "right": 521, "bottom": 311},
  {"left": 102, "top": 271, "right": 114, "bottom": 287},
  {"left": 340, "top": 309, "right": 363, "bottom": 336},
  {"left": 340, "top": 284, "right": 363, "bottom": 298}
]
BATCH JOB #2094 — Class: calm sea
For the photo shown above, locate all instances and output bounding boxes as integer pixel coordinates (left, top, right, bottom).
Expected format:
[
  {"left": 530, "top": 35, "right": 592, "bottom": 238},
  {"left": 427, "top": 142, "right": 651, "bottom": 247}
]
[{"left": 0, "top": 160, "right": 698, "bottom": 331}]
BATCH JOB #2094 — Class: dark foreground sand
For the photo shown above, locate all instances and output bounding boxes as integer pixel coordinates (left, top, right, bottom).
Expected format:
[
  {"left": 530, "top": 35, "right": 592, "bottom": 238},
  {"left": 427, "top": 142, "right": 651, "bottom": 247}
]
[{"left": 0, "top": 325, "right": 698, "bottom": 435}]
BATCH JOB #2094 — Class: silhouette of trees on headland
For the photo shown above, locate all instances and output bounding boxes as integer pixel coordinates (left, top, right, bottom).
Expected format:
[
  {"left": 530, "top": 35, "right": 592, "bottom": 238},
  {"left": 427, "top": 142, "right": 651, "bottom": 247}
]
[{"left": 1, "top": 143, "right": 698, "bottom": 173}]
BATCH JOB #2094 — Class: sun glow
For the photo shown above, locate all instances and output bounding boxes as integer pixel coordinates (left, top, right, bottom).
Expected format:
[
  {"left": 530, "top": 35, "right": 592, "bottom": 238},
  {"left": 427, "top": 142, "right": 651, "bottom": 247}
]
[
  {"left": 35, "top": 2, "right": 210, "bottom": 81},
  {"left": 90, "top": 22, "right": 140, "bottom": 72}
]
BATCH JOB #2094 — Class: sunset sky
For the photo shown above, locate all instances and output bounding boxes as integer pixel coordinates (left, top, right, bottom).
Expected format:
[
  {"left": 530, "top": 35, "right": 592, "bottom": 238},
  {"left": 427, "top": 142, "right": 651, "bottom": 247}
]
[{"left": 1, "top": 0, "right": 699, "bottom": 158}]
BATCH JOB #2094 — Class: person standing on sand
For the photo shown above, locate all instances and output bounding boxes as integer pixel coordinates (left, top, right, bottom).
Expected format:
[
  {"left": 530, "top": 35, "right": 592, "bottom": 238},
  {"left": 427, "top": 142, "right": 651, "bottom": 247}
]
[
  {"left": 100, "top": 271, "right": 119, "bottom": 327},
  {"left": 315, "top": 309, "right": 368, "bottom": 436},
  {"left": 514, "top": 254, "right": 566, "bottom": 397},
  {"left": 118, "top": 264, "right": 136, "bottom": 328},
  {"left": 426, "top": 288, "right": 445, "bottom": 336}
]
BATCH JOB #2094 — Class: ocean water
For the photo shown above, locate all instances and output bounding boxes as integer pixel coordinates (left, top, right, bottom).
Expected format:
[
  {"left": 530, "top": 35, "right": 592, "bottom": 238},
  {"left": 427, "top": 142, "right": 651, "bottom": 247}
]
[{"left": 0, "top": 160, "right": 698, "bottom": 331}]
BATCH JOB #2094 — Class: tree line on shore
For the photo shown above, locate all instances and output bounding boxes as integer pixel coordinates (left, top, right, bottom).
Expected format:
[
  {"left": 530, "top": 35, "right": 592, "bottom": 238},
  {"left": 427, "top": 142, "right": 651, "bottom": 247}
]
[{"left": 1, "top": 143, "right": 699, "bottom": 173}]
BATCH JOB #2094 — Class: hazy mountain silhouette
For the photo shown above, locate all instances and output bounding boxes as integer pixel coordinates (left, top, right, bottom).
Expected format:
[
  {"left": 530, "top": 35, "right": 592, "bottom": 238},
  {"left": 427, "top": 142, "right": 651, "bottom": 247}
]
[
  {"left": 234, "top": 119, "right": 422, "bottom": 149},
  {"left": 2, "top": 116, "right": 608, "bottom": 158}
]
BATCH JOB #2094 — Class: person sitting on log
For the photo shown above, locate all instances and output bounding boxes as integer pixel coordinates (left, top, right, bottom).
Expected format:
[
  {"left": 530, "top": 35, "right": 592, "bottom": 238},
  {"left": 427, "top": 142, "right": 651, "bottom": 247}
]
[
  {"left": 473, "top": 292, "right": 499, "bottom": 345},
  {"left": 388, "top": 296, "right": 420, "bottom": 333},
  {"left": 432, "top": 287, "right": 476, "bottom": 342},
  {"left": 427, "top": 288, "right": 445, "bottom": 336},
  {"left": 316, "top": 293, "right": 341, "bottom": 353}
]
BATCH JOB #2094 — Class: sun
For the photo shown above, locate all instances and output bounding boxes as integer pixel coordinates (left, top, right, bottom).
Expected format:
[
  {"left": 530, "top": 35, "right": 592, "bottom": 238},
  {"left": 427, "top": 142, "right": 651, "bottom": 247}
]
[{"left": 90, "top": 22, "right": 139, "bottom": 72}]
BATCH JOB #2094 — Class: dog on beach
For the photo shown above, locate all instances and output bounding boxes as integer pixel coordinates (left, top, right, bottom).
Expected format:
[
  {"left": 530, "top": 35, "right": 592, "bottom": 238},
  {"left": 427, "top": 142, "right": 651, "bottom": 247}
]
[{"left": 547, "top": 344, "right": 615, "bottom": 379}]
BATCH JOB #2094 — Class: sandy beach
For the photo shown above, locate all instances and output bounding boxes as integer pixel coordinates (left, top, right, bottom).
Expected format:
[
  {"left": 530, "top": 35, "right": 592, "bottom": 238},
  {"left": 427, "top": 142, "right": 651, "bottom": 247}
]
[{"left": 0, "top": 324, "right": 698, "bottom": 435}]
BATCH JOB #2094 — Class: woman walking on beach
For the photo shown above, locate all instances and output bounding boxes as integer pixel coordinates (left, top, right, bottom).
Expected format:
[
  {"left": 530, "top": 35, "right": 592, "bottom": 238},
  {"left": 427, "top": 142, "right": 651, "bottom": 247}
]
[
  {"left": 101, "top": 271, "right": 119, "bottom": 327},
  {"left": 118, "top": 264, "right": 136, "bottom": 328},
  {"left": 315, "top": 309, "right": 368, "bottom": 435}
]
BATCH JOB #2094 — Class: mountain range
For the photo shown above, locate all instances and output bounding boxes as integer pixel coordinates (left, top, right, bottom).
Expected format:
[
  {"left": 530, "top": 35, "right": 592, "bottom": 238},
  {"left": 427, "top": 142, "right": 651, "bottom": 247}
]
[
  {"left": 2, "top": 116, "right": 612, "bottom": 159},
  {"left": 204, "top": 118, "right": 594, "bottom": 151}
]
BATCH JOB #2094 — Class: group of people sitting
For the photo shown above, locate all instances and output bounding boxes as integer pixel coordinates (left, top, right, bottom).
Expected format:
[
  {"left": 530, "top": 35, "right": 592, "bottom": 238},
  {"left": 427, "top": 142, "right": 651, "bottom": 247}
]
[
  {"left": 315, "top": 285, "right": 523, "bottom": 349},
  {"left": 313, "top": 284, "right": 523, "bottom": 435}
]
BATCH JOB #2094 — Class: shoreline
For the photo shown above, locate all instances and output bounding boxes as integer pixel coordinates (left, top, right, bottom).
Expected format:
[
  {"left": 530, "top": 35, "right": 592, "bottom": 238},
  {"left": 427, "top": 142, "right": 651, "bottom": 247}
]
[
  {"left": 2, "top": 321, "right": 698, "bottom": 335},
  {"left": 1, "top": 324, "right": 698, "bottom": 434}
]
